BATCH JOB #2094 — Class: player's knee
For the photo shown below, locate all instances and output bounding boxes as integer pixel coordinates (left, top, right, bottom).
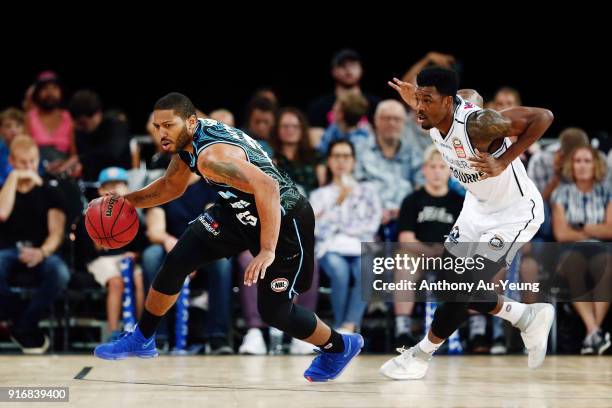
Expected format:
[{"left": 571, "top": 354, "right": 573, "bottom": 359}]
[
  {"left": 258, "top": 299, "right": 317, "bottom": 339},
  {"left": 151, "top": 251, "right": 193, "bottom": 295},
  {"left": 258, "top": 299, "right": 291, "bottom": 329}
]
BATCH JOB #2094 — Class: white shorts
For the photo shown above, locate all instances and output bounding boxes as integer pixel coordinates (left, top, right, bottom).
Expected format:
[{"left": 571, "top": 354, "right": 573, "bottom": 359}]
[
  {"left": 87, "top": 255, "right": 142, "bottom": 287},
  {"left": 444, "top": 195, "right": 544, "bottom": 266}
]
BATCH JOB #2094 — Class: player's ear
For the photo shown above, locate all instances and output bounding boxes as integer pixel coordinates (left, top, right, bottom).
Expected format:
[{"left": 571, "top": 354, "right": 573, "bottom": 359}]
[
  {"left": 445, "top": 95, "right": 453, "bottom": 107},
  {"left": 187, "top": 114, "right": 197, "bottom": 132}
]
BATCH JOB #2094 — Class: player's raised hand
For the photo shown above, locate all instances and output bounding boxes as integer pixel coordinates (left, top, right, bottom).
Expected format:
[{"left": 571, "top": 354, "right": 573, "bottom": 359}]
[
  {"left": 426, "top": 51, "right": 456, "bottom": 67},
  {"left": 244, "top": 249, "right": 275, "bottom": 286},
  {"left": 469, "top": 149, "right": 509, "bottom": 179},
  {"left": 388, "top": 77, "right": 417, "bottom": 109}
]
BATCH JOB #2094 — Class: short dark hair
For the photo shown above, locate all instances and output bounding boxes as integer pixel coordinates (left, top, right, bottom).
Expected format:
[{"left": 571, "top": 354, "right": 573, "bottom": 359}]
[
  {"left": 327, "top": 138, "right": 355, "bottom": 159},
  {"left": 331, "top": 49, "right": 361, "bottom": 68},
  {"left": 69, "top": 89, "right": 102, "bottom": 118},
  {"left": 247, "top": 96, "right": 277, "bottom": 113},
  {"left": 325, "top": 139, "right": 356, "bottom": 184},
  {"left": 417, "top": 67, "right": 459, "bottom": 97},
  {"left": 153, "top": 92, "right": 196, "bottom": 119},
  {"left": 245, "top": 96, "right": 277, "bottom": 120}
]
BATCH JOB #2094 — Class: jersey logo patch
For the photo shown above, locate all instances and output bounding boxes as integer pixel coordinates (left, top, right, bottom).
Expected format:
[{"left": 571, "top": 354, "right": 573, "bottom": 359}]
[
  {"left": 199, "top": 213, "right": 220, "bottom": 236},
  {"left": 464, "top": 102, "right": 474, "bottom": 109},
  {"left": 270, "top": 278, "right": 289, "bottom": 292},
  {"left": 447, "top": 226, "right": 460, "bottom": 244},
  {"left": 452, "top": 138, "right": 467, "bottom": 159}
]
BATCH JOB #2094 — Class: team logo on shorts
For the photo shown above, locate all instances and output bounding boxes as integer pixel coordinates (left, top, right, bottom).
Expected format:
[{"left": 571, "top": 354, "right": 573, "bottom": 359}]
[
  {"left": 452, "top": 138, "right": 467, "bottom": 159},
  {"left": 488, "top": 235, "right": 505, "bottom": 250},
  {"left": 448, "top": 226, "right": 460, "bottom": 244},
  {"left": 270, "top": 278, "right": 289, "bottom": 292},
  {"left": 199, "top": 213, "right": 220, "bottom": 236}
]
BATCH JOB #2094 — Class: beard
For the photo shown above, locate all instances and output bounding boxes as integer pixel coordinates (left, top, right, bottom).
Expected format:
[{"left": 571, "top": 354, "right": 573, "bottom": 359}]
[
  {"left": 338, "top": 79, "right": 359, "bottom": 89},
  {"left": 175, "top": 125, "right": 192, "bottom": 151},
  {"left": 420, "top": 123, "right": 433, "bottom": 130},
  {"left": 36, "top": 97, "right": 61, "bottom": 111}
]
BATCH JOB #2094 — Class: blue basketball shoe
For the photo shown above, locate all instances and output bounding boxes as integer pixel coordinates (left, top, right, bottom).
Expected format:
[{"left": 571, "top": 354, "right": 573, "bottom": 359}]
[
  {"left": 94, "top": 326, "right": 158, "bottom": 360},
  {"left": 304, "top": 333, "right": 364, "bottom": 382}
]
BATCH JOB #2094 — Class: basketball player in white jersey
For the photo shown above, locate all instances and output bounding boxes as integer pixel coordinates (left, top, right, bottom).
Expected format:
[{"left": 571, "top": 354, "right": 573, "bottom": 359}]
[{"left": 380, "top": 67, "right": 555, "bottom": 380}]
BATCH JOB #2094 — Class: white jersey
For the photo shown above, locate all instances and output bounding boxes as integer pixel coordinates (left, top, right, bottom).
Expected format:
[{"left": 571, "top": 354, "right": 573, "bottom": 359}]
[{"left": 430, "top": 96, "right": 540, "bottom": 213}]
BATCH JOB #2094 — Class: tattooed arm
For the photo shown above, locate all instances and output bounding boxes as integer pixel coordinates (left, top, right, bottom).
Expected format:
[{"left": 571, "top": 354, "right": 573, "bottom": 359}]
[
  {"left": 498, "top": 106, "right": 554, "bottom": 165},
  {"left": 199, "top": 143, "right": 281, "bottom": 285},
  {"left": 123, "top": 155, "right": 192, "bottom": 208},
  {"left": 468, "top": 108, "right": 554, "bottom": 178},
  {"left": 199, "top": 143, "right": 281, "bottom": 251}
]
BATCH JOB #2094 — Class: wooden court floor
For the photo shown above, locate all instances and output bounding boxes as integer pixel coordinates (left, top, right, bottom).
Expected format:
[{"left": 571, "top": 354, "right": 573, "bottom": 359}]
[{"left": 0, "top": 355, "right": 610, "bottom": 407}]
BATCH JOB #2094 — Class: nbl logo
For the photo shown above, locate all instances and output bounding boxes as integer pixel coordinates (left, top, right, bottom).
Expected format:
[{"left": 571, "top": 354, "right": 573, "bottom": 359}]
[
  {"left": 488, "top": 235, "right": 505, "bottom": 250},
  {"left": 270, "top": 278, "right": 289, "bottom": 292}
]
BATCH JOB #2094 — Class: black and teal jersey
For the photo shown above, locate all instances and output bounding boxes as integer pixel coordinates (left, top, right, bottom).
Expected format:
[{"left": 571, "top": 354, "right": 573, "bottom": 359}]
[{"left": 178, "top": 119, "right": 305, "bottom": 226}]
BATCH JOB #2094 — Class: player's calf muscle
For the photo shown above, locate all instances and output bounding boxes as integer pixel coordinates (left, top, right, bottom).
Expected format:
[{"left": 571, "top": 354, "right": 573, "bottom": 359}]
[{"left": 145, "top": 289, "right": 179, "bottom": 316}]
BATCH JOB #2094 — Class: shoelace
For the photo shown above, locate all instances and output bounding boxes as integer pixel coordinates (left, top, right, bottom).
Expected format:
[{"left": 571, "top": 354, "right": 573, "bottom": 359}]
[
  {"left": 110, "top": 331, "right": 133, "bottom": 344},
  {"left": 395, "top": 346, "right": 414, "bottom": 362}
]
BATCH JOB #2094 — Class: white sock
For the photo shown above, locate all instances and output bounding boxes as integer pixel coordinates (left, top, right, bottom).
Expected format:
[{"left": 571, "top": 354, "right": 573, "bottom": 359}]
[
  {"left": 495, "top": 299, "right": 527, "bottom": 325},
  {"left": 418, "top": 335, "right": 444, "bottom": 354},
  {"left": 587, "top": 327, "right": 601, "bottom": 337}
]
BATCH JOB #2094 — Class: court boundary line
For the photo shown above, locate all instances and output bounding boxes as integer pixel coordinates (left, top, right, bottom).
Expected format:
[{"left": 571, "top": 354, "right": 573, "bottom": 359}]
[
  {"left": 73, "top": 375, "right": 612, "bottom": 400},
  {"left": 73, "top": 377, "right": 383, "bottom": 394},
  {"left": 73, "top": 366, "right": 92, "bottom": 380}
]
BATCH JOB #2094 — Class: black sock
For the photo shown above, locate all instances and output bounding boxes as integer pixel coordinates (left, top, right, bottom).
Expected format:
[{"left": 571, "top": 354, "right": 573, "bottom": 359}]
[
  {"left": 320, "top": 329, "right": 345, "bottom": 353},
  {"left": 137, "top": 309, "right": 161, "bottom": 339}
]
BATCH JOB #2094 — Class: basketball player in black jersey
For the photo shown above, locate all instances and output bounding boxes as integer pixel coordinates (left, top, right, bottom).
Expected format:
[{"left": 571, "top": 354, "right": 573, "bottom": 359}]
[{"left": 94, "top": 93, "right": 363, "bottom": 382}]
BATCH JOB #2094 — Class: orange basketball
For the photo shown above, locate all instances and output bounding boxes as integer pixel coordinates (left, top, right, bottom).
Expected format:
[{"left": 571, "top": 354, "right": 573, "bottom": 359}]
[{"left": 85, "top": 195, "right": 139, "bottom": 249}]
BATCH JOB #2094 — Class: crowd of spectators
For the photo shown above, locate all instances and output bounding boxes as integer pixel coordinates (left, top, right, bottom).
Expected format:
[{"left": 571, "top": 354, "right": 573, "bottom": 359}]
[{"left": 0, "top": 49, "right": 610, "bottom": 356}]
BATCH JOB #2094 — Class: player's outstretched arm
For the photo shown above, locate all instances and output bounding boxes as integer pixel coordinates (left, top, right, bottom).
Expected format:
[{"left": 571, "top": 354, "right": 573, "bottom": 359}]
[
  {"left": 198, "top": 144, "right": 281, "bottom": 286},
  {"left": 124, "top": 155, "right": 191, "bottom": 208}
]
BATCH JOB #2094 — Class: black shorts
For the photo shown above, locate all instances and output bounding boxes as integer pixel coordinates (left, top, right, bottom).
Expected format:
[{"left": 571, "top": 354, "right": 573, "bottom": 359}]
[{"left": 185, "top": 200, "right": 315, "bottom": 299}]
